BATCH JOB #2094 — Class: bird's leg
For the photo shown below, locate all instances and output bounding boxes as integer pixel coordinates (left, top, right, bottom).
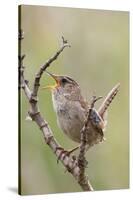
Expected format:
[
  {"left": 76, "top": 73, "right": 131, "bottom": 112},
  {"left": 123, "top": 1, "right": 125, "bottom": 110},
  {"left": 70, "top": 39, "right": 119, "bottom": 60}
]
[{"left": 55, "top": 146, "right": 79, "bottom": 163}]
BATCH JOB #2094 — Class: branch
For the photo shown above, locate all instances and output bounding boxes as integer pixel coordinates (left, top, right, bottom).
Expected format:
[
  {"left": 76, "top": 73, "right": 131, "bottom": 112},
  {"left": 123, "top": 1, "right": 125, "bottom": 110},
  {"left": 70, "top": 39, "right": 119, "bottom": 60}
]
[
  {"left": 77, "top": 123, "right": 93, "bottom": 191},
  {"left": 77, "top": 84, "right": 120, "bottom": 190},
  {"left": 19, "top": 30, "right": 93, "bottom": 191},
  {"left": 77, "top": 96, "right": 101, "bottom": 191},
  {"left": 32, "top": 37, "right": 71, "bottom": 98}
]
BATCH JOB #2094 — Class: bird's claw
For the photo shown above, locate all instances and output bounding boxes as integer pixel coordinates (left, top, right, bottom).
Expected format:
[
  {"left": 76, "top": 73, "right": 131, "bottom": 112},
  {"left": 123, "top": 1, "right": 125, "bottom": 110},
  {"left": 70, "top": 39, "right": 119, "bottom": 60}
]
[{"left": 55, "top": 146, "right": 79, "bottom": 164}]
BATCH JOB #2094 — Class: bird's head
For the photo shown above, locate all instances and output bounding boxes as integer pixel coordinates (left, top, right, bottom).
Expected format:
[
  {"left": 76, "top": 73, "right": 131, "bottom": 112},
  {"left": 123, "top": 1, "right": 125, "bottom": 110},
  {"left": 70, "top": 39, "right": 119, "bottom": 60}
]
[{"left": 42, "top": 71, "right": 80, "bottom": 95}]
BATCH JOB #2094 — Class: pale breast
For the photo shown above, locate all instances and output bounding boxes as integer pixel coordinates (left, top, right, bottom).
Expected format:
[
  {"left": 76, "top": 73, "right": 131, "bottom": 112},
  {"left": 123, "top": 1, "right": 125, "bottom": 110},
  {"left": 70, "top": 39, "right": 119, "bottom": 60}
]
[
  {"left": 51, "top": 89, "right": 104, "bottom": 146},
  {"left": 52, "top": 91, "right": 86, "bottom": 143}
]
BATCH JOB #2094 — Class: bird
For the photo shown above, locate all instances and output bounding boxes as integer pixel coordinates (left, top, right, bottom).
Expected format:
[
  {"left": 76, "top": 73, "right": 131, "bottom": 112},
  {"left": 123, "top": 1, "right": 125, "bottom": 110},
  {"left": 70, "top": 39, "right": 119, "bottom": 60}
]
[{"left": 42, "top": 71, "right": 120, "bottom": 152}]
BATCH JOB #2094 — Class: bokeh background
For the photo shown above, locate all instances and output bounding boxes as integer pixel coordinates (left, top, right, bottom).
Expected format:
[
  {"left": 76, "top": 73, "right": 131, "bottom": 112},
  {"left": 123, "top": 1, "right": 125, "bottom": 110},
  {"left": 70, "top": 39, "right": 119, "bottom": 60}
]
[{"left": 20, "top": 5, "right": 129, "bottom": 195}]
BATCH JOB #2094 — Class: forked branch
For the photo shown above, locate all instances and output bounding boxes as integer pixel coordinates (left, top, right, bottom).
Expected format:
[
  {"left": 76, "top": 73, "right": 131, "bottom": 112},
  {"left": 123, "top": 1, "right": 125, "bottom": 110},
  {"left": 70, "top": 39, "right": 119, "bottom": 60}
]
[{"left": 19, "top": 30, "right": 93, "bottom": 191}]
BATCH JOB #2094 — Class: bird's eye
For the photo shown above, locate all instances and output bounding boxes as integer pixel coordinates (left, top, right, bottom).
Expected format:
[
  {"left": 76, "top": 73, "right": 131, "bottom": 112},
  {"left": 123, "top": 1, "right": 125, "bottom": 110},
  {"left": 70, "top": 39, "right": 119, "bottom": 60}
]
[{"left": 61, "top": 78, "right": 67, "bottom": 84}]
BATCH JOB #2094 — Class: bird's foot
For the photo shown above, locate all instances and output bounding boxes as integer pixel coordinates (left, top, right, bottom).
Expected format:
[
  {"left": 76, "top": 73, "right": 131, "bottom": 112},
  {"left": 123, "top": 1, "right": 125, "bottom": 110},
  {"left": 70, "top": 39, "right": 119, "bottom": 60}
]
[{"left": 55, "top": 146, "right": 79, "bottom": 164}]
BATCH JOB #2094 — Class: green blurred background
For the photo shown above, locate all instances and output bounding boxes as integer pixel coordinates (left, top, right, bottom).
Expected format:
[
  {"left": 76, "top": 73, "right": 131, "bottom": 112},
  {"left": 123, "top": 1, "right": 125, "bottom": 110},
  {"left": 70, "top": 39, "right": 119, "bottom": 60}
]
[{"left": 20, "top": 5, "right": 129, "bottom": 195}]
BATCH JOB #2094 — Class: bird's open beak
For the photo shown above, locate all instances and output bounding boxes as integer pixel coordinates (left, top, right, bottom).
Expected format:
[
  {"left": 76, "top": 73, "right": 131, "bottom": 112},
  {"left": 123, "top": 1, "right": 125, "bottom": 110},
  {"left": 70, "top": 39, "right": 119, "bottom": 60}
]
[{"left": 42, "top": 71, "right": 60, "bottom": 90}]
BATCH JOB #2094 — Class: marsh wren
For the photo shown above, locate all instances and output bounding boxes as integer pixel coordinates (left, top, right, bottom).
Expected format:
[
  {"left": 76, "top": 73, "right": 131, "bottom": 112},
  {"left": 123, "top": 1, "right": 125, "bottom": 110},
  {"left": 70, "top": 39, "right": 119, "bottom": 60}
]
[{"left": 43, "top": 71, "right": 120, "bottom": 150}]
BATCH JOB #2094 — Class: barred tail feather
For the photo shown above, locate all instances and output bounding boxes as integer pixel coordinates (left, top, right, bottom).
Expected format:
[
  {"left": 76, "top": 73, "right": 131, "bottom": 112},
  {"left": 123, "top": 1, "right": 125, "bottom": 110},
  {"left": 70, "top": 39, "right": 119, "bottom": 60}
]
[{"left": 98, "top": 83, "right": 120, "bottom": 119}]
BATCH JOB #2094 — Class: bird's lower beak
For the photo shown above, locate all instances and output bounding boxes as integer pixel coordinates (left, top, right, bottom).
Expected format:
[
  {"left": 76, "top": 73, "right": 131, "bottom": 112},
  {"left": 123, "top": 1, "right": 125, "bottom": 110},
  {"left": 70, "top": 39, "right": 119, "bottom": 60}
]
[
  {"left": 42, "top": 71, "right": 60, "bottom": 90},
  {"left": 42, "top": 85, "right": 57, "bottom": 90}
]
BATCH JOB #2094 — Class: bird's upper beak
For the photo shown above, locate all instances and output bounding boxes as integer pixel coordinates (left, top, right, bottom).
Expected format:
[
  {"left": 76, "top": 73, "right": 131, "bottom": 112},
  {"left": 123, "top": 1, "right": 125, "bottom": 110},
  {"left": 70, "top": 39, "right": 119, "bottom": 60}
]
[{"left": 42, "top": 71, "right": 60, "bottom": 90}]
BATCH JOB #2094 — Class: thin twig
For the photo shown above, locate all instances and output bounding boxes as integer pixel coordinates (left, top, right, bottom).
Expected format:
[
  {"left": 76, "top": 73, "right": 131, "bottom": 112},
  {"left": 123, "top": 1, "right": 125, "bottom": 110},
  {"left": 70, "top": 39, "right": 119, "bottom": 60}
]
[
  {"left": 31, "top": 37, "right": 71, "bottom": 98},
  {"left": 77, "top": 124, "right": 93, "bottom": 191},
  {"left": 77, "top": 96, "right": 103, "bottom": 191}
]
